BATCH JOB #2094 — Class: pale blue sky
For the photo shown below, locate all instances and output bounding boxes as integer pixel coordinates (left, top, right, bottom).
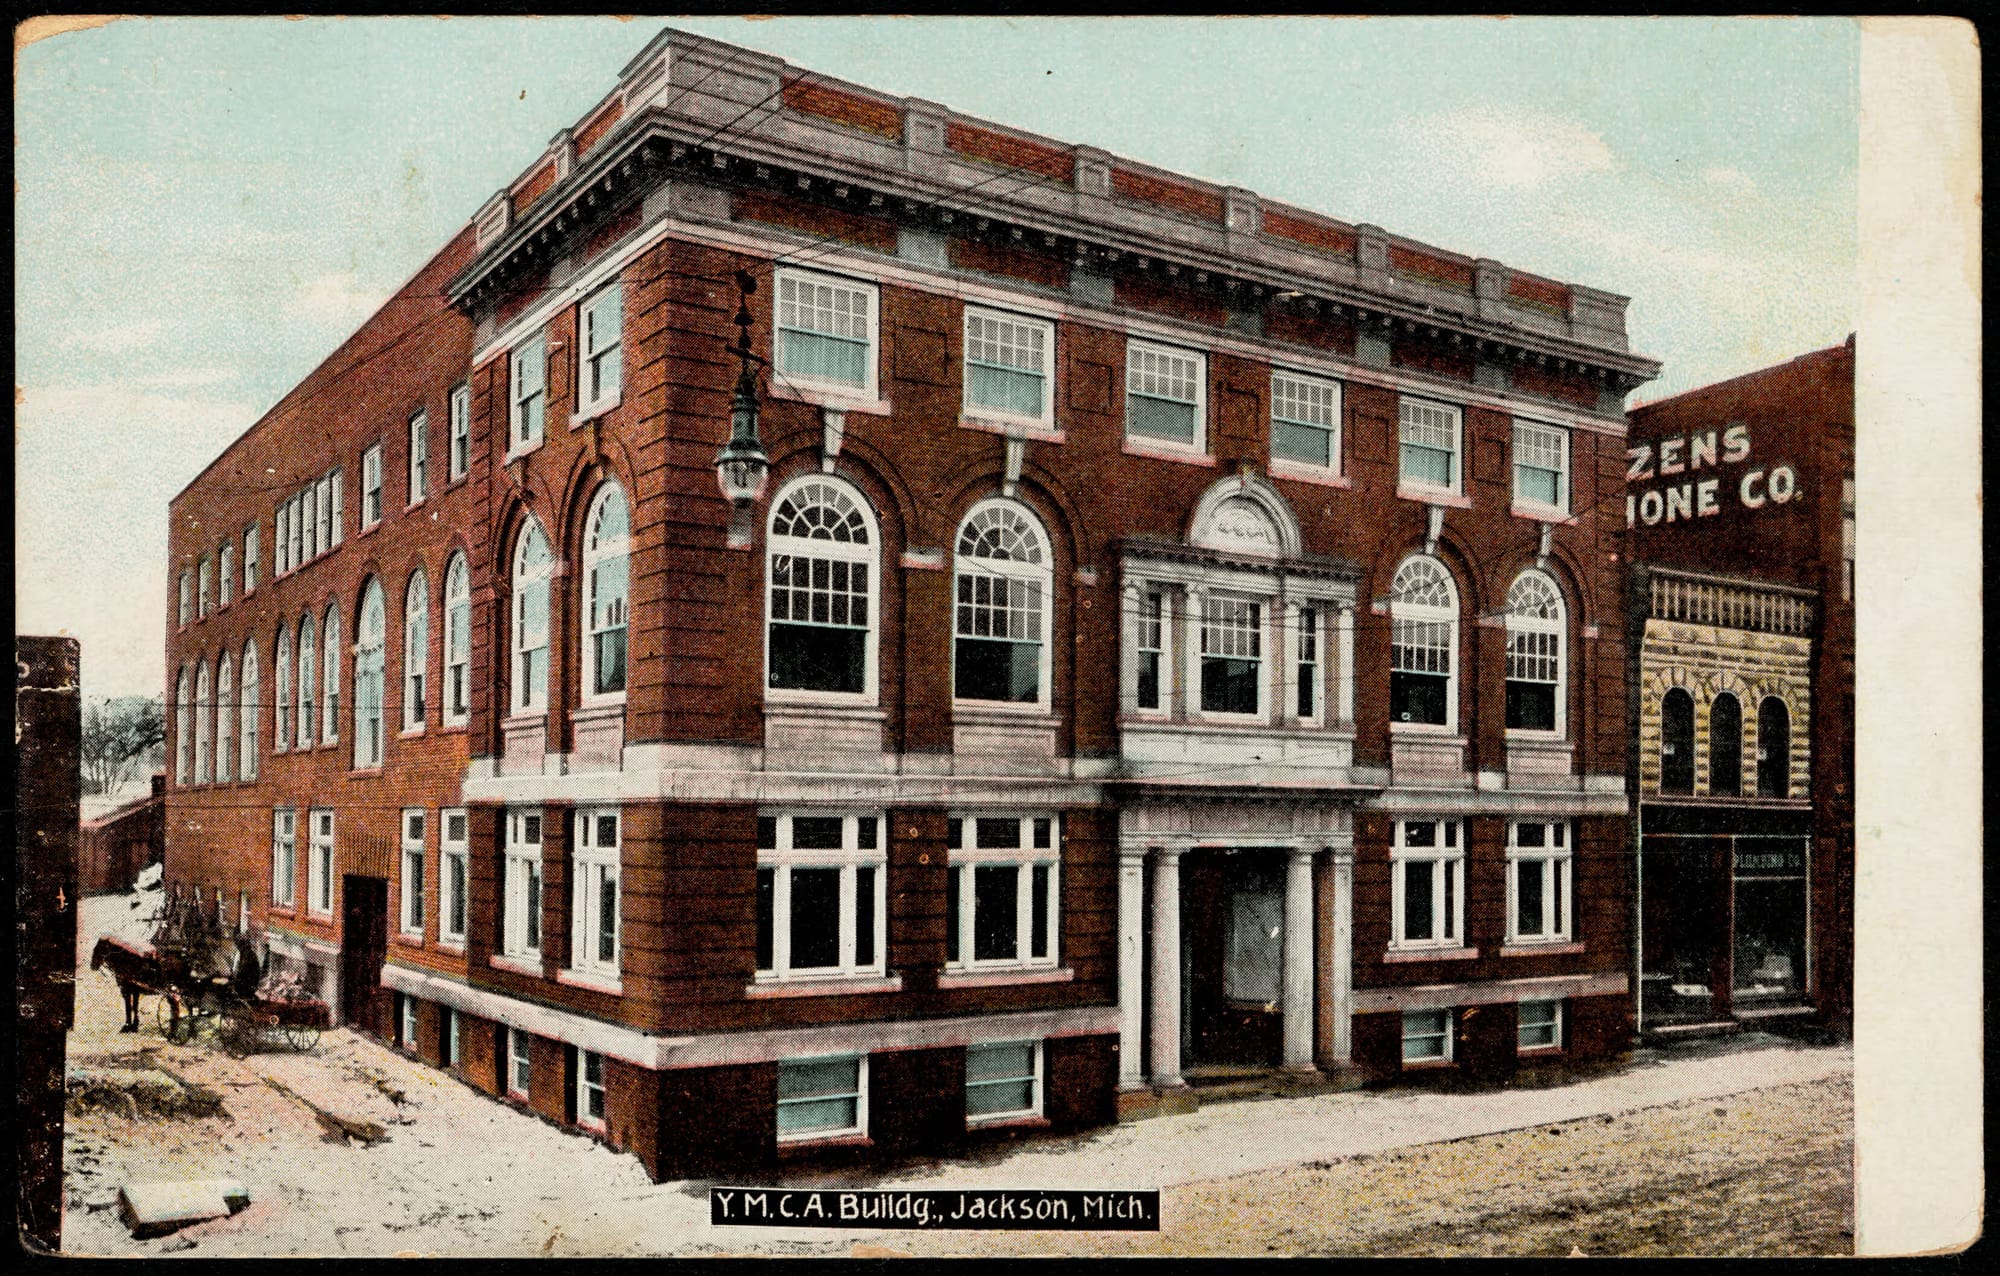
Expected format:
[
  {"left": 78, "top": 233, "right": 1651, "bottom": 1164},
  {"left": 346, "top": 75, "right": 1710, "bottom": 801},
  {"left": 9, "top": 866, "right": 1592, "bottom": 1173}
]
[{"left": 16, "top": 15, "right": 1859, "bottom": 700}]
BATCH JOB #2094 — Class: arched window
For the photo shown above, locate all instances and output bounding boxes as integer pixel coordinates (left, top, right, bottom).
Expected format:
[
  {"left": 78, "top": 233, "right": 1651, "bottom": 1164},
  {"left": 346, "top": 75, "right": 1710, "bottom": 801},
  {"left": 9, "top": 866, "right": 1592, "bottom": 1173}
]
[
  {"left": 404, "top": 569, "right": 430, "bottom": 730},
  {"left": 444, "top": 553, "right": 471, "bottom": 726},
  {"left": 1709, "top": 693, "right": 1743, "bottom": 796},
  {"left": 296, "top": 614, "right": 316, "bottom": 751},
  {"left": 582, "top": 484, "right": 630, "bottom": 701},
  {"left": 766, "top": 477, "right": 877, "bottom": 699},
  {"left": 1389, "top": 556, "right": 1458, "bottom": 729},
  {"left": 1757, "top": 697, "right": 1792, "bottom": 798},
  {"left": 194, "top": 660, "right": 213, "bottom": 783},
  {"left": 355, "top": 580, "right": 387, "bottom": 768},
  {"left": 173, "top": 664, "right": 191, "bottom": 778},
  {"left": 1504, "top": 571, "right": 1565, "bottom": 735},
  {"left": 274, "top": 626, "right": 292, "bottom": 751},
  {"left": 953, "top": 500, "right": 1052, "bottom": 706},
  {"left": 321, "top": 605, "right": 341, "bottom": 744},
  {"left": 1660, "top": 688, "right": 1695, "bottom": 794},
  {"left": 511, "top": 518, "right": 553, "bottom": 714},
  {"left": 216, "top": 653, "right": 234, "bottom": 783},
  {"left": 239, "top": 640, "right": 260, "bottom": 780}
]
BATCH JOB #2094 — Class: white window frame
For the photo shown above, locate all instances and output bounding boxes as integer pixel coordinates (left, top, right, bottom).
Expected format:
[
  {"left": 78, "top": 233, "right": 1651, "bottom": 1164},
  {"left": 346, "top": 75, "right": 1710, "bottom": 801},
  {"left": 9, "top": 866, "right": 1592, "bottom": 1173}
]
[
  {"left": 764, "top": 476, "right": 880, "bottom": 706},
  {"left": 276, "top": 503, "right": 291, "bottom": 577},
  {"left": 330, "top": 468, "right": 344, "bottom": 545},
  {"left": 1398, "top": 397, "right": 1463, "bottom": 495},
  {"left": 1506, "top": 820, "right": 1572, "bottom": 945},
  {"left": 502, "top": 808, "right": 545, "bottom": 962},
  {"left": 570, "top": 808, "right": 622, "bottom": 983},
  {"left": 512, "top": 517, "right": 553, "bottom": 715},
  {"left": 400, "top": 809, "right": 427, "bottom": 938},
  {"left": 1270, "top": 367, "right": 1343, "bottom": 476},
  {"left": 178, "top": 570, "right": 192, "bottom": 628},
  {"left": 408, "top": 409, "right": 429, "bottom": 507},
  {"left": 308, "top": 808, "right": 336, "bottom": 918},
  {"left": 316, "top": 474, "right": 332, "bottom": 552},
  {"left": 354, "top": 579, "right": 386, "bottom": 768},
  {"left": 507, "top": 1027, "right": 532, "bottom": 1099},
  {"left": 295, "top": 613, "right": 316, "bottom": 751},
  {"left": 440, "top": 808, "right": 469, "bottom": 948},
  {"left": 289, "top": 490, "right": 304, "bottom": 567},
  {"left": 945, "top": 814, "right": 1060, "bottom": 973},
  {"left": 271, "top": 808, "right": 296, "bottom": 908},
  {"left": 243, "top": 524, "right": 258, "bottom": 594},
  {"left": 215, "top": 653, "right": 234, "bottom": 783},
  {"left": 1402, "top": 1008, "right": 1454, "bottom": 1063},
  {"left": 1389, "top": 555, "right": 1459, "bottom": 733},
  {"left": 1124, "top": 338, "right": 1207, "bottom": 455},
  {"left": 219, "top": 544, "right": 234, "bottom": 608},
  {"left": 578, "top": 283, "right": 624, "bottom": 417},
  {"left": 362, "top": 444, "right": 384, "bottom": 528},
  {"left": 444, "top": 1007, "right": 460, "bottom": 1069},
  {"left": 273, "top": 626, "right": 292, "bottom": 751},
  {"left": 962, "top": 305, "right": 1055, "bottom": 430},
  {"left": 1198, "top": 593, "right": 1267, "bottom": 720},
  {"left": 321, "top": 605, "right": 341, "bottom": 745},
  {"left": 449, "top": 383, "right": 471, "bottom": 481},
  {"left": 238, "top": 640, "right": 259, "bottom": 780},
  {"left": 198, "top": 556, "right": 212, "bottom": 618},
  {"left": 965, "top": 1039, "right": 1044, "bottom": 1126},
  {"left": 776, "top": 1054, "right": 868, "bottom": 1144},
  {"left": 773, "top": 267, "right": 880, "bottom": 403},
  {"left": 443, "top": 553, "right": 471, "bottom": 726},
  {"left": 194, "top": 661, "right": 212, "bottom": 784},
  {"left": 399, "top": 993, "right": 418, "bottom": 1050},
  {"left": 575, "top": 1048, "right": 608, "bottom": 1130},
  {"left": 1128, "top": 586, "right": 1170, "bottom": 716},
  {"left": 1389, "top": 818, "right": 1464, "bottom": 951},
  {"left": 952, "top": 499, "right": 1054, "bottom": 709},
  {"left": 403, "top": 570, "right": 429, "bottom": 733},
  {"left": 582, "top": 484, "right": 630, "bottom": 705},
  {"left": 755, "top": 812, "right": 888, "bottom": 983},
  {"left": 1512, "top": 419, "right": 1570, "bottom": 514},
  {"left": 1504, "top": 570, "right": 1566, "bottom": 739},
  {"left": 509, "top": 331, "right": 548, "bottom": 454},
  {"left": 1293, "top": 602, "right": 1323, "bottom": 725},
  {"left": 1518, "top": 999, "right": 1564, "bottom": 1052}
]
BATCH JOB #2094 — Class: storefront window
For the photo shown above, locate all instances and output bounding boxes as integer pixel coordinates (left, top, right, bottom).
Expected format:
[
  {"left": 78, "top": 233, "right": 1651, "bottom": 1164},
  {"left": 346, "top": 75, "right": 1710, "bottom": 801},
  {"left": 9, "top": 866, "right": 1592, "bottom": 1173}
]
[{"left": 1732, "top": 839, "right": 1807, "bottom": 1003}]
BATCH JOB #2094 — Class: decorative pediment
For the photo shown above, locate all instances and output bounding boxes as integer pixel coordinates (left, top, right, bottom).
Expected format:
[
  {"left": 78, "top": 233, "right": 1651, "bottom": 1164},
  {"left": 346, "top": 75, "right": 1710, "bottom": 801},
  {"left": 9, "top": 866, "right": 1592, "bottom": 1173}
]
[{"left": 1187, "top": 472, "right": 1301, "bottom": 559}]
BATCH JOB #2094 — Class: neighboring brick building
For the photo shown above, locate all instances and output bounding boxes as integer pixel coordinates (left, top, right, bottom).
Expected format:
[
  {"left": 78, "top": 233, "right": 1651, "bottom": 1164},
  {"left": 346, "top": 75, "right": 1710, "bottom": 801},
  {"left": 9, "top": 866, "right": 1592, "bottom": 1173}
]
[
  {"left": 163, "top": 27, "right": 1659, "bottom": 1179},
  {"left": 1625, "top": 338, "right": 1854, "bottom": 1036}
]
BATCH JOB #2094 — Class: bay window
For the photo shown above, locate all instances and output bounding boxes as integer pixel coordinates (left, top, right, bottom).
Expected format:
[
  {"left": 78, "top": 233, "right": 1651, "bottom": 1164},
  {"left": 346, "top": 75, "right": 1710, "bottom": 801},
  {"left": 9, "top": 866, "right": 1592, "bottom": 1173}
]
[
  {"left": 755, "top": 812, "right": 886, "bottom": 982},
  {"left": 945, "top": 814, "right": 1059, "bottom": 971}
]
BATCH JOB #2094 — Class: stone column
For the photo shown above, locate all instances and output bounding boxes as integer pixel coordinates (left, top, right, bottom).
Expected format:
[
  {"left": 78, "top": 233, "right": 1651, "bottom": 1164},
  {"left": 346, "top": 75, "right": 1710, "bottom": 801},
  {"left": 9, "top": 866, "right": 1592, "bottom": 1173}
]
[
  {"left": 1282, "top": 844, "right": 1316, "bottom": 1069},
  {"left": 1182, "top": 587, "right": 1205, "bottom": 719},
  {"left": 1117, "top": 847, "right": 1148, "bottom": 1089},
  {"left": 1148, "top": 846, "right": 1185, "bottom": 1087},
  {"left": 1329, "top": 840, "right": 1356, "bottom": 1065}
]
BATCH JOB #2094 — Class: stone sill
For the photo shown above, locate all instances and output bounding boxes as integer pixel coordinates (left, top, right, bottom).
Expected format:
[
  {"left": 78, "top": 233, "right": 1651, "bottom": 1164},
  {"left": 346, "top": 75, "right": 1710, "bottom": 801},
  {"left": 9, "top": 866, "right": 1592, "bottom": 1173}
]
[
  {"left": 1395, "top": 486, "right": 1472, "bottom": 509},
  {"left": 1500, "top": 941, "right": 1585, "bottom": 957},
  {"left": 936, "top": 966, "right": 1072, "bottom": 990},
  {"left": 489, "top": 954, "right": 544, "bottom": 979},
  {"left": 967, "top": 1113, "right": 1052, "bottom": 1133},
  {"left": 1382, "top": 946, "right": 1479, "bottom": 964},
  {"left": 1268, "top": 461, "right": 1354, "bottom": 490},
  {"left": 555, "top": 969, "right": 623, "bottom": 996},
  {"left": 745, "top": 974, "right": 903, "bottom": 999},
  {"left": 1121, "top": 439, "right": 1217, "bottom": 468},
  {"left": 767, "top": 381, "right": 892, "bottom": 417},
  {"left": 959, "top": 414, "right": 1064, "bottom": 443}
]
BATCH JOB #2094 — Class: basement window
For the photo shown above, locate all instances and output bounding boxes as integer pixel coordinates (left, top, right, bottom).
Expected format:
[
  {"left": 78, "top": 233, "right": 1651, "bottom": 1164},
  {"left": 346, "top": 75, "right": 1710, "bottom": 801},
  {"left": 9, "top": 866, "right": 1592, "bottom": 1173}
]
[
  {"left": 1402, "top": 1008, "right": 1453, "bottom": 1063},
  {"left": 777, "top": 1054, "right": 866, "bottom": 1143},
  {"left": 1518, "top": 999, "right": 1563, "bottom": 1051},
  {"left": 965, "top": 1040, "right": 1042, "bottom": 1125}
]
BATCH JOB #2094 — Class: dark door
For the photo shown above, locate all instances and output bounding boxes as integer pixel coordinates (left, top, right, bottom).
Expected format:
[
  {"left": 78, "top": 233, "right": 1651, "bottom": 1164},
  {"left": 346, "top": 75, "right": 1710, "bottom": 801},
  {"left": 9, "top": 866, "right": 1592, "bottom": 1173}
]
[
  {"left": 341, "top": 875, "right": 389, "bottom": 1035},
  {"left": 1182, "top": 850, "right": 1285, "bottom": 1068}
]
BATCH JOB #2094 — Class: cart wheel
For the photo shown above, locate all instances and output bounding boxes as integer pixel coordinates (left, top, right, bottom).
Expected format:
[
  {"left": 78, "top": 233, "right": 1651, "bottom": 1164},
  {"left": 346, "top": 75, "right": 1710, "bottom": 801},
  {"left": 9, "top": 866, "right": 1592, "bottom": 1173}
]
[
  {"left": 157, "top": 993, "right": 194, "bottom": 1044},
  {"left": 284, "top": 1023, "right": 321, "bottom": 1051}
]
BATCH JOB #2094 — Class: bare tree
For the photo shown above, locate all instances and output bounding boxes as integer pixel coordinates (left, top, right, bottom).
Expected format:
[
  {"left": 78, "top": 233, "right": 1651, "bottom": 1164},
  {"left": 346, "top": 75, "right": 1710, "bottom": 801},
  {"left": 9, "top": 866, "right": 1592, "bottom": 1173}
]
[{"left": 80, "top": 696, "right": 166, "bottom": 795}]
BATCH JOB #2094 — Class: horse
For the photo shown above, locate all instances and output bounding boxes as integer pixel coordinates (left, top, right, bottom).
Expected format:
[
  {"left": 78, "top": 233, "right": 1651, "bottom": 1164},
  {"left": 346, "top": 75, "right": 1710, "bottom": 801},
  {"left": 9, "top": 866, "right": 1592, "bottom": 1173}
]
[{"left": 90, "top": 936, "right": 166, "bottom": 1032}]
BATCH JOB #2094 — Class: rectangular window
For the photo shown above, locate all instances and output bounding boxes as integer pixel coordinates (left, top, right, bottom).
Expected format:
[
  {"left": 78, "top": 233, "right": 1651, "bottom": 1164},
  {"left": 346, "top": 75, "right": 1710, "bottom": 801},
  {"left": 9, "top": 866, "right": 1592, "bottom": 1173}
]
[
  {"left": 1134, "top": 590, "right": 1165, "bottom": 712},
  {"left": 408, "top": 410, "right": 429, "bottom": 505},
  {"left": 243, "top": 524, "right": 258, "bottom": 593},
  {"left": 1513, "top": 420, "right": 1569, "bottom": 511},
  {"left": 362, "top": 444, "right": 383, "bottom": 527},
  {"left": 271, "top": 808, "right": 296, "bottom": 907},
  {"left": 576, "top": 1049, "right": 607, "bottom": 1128},
  {"left": 1507, "top": 820, "right": 1572, "bottom": 943},
  {"left": 1399, "top": 398, "right": 1461, "bottom": 493},
  {"left": 1505, "top": 615, "right": 1562, "bottom": 733},
  {"left": 443, "top": 1007, "right": 460, "bottom": 1069},
  {"left": 238, "top": 890, "right": 250, "bottom": 935},
  {"left": 399, "top": 994, "right": 418, "bottom": 1050},
  {"left": 965, "top": 1040, "right": 1042, "bottom": 1124},
  {"left": 508, "top": 1027, "right": 532, "bottom": 1098},
  {"left": 511, "top": 332, "right": 547, "bottom": 451},
  {"left": 1270, "top": 369, "right": 1342, "bottom": 472},
  {"left": 571, "top": 809, "right": 622, "bottom": 981},
  {"left": 775, "top": 269, "right": 877, "bottom": 397},
  {"left": 308, "top": 808, "right": 335, "bottom": 917},
  {"left": 330, "top": 468, "right": 344, "bottom": 545},
  {"left": 1518, "top": 999, "right": 1563, "bottom": 1051},
  {"left": 776, "top": 1055, "right": 866, "bottom": 1142},
  {"left": 755, "top": 813, "right": 887, "bottom": 982},
  {"left": 1402, "top": 1008, "right": 1453, "bottom": 1063},
  {"left": 276, "top": 503, "right": 291, "bottom": 576},
  {"left": 1296, "top": 605, "right": 1320, "bottom": 721},
  {"left": 1200, "top": 596, "right": 1262, "bottom": 716},
  {"left": 289, "top": 492, "right": 303, "bottom": 568},
  {"left": 316, "top": 475, "right": 332, "bottom": 551},
  {"left": 400, "top": 809, "right": 426, "bottom": 937},
  {"left": 441, "top": 809, "right": 469, "bottom": 947},
  {"left": 945, "top": 814, "right": 1059, "bottom": 971},
  {"left": 1391, "top": 819, "right": 1463, "bottom": 950},
  {"left": 219, "top": 545, "right": 234, "bottom": 607},
  {"left": 963, "top": 307, "right": 1054, "bottom": 425},
  {"left": 503, "top": 809, "right": 544, "bottom": 961},
  {"left": 449, "top": 383, "right": 471, "bottom": 481},
  {"left": 198, "top": 557, "right": 212, "bottom": 618},
  {"left": 1125, "top": 340, "right": 1205, "bottom": 450},
  {"left": 301, "top": 489, "right": 317, "bottom": 564},
  {"left": 1391, "top": 613, "right": 1453, "bottom": 728},
  {"left": 767, "top": 550, "right": 870, "bottom": 697},
  {"left": 580, "top": 284, "right": 623, "bottom": 413},
  {"left": 178, "top": 570, "right": 192, "bottom": 626}
]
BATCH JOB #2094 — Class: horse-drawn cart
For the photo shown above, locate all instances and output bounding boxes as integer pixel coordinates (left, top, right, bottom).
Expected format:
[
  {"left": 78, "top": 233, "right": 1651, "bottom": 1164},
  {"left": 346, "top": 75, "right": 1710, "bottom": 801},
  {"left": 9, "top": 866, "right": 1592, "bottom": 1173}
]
[{"left": 156, "top": 977, "right": 329, "bottom": 1052}]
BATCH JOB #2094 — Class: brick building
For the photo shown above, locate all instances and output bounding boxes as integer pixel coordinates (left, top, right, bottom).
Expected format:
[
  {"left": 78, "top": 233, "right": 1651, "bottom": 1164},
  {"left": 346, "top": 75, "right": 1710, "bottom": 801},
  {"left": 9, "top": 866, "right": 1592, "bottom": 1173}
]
[
  {"left": 1625, "top": 338, "right": 1855, "bottom": 1036},
  {"left": 79, "top": 773, "right": 165, "bottom": 894},
  {"left": 163, "top": 28, "right": 1659, "bottom": 1179}
]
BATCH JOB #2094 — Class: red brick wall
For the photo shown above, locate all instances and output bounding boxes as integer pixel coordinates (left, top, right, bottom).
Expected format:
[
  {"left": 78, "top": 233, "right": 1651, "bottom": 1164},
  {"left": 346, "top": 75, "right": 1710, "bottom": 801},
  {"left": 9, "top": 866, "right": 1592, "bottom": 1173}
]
[
  {"left": 1262, "top": 208, "right": 1359, "bottom": 260},
  {"left": 945, "top": 122, "right": 1076, "bottom": 183},
  {"left": 783, "top": 76, "right": 903, "bottom": 141},
  {"left": 511, "top": 163, "right": 557, "bottom": 218},
  {"left": 1388, "top": 245, "right": 1475, "bottom": 292},
  {"left": 947, "top": 237, "right": 1070, "bottom": 291},
  {"left": 1507, "top": 272, "right": 1572, "bottom": 317},
  {"left": 574, "top": 100, "right": 624, "bottom": 157},
  {"left": 731, "top": 189, "right": 899, "bottom": 254},
  {"left": 1111, "top": 167, "right": 1225, "bottom": 223}
]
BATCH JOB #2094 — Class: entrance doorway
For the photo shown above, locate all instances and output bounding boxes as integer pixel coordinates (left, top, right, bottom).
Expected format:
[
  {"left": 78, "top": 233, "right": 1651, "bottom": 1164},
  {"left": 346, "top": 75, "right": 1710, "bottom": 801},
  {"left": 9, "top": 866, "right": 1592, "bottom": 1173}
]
[
  {"left": 1181, "top": 849, "right": 1286, "bottom": 1068},
  {"left": 341, "top": 875, "right": 389, "bottom": 1035}
]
